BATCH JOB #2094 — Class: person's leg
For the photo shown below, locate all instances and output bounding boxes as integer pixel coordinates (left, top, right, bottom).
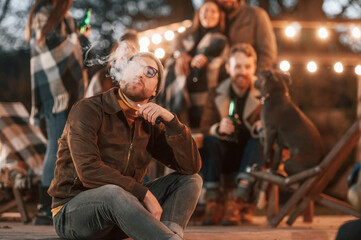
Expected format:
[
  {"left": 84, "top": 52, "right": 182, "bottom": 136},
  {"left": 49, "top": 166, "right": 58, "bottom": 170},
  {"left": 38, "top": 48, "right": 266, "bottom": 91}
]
[
  {"left": 200, "top": 136, "right": 223, "bottom": 196},
  {"left": 36, "top": 110, "right": 67, "bottom": 225},
  {"left": 42, "top": 110, "right": 67, "bottom": 186},
  {"left": 235, "top": 137, "right": 261, "bottom": 223},
  {"left": 54, "top": 184, "right": 183, "bottom": 240},
  {"left": 200, "top": 136, "right": 224, "bottom": 225},
  {"left": 144, "top": 173, "right": 202, "bottom": 237}
]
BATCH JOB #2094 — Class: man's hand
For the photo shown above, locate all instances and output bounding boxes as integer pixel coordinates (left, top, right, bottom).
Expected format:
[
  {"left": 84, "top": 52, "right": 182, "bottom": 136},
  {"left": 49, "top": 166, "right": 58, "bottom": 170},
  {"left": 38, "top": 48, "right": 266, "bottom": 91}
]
[
  {"left": 190, "top": 54, "right": 207, "bottom": 69},
  {"left": 175, "top": 53, "right": 192, "bottom": 76},
  {"left": 218, "top": 117, "right": 235, "bottom": 135},
  {"left": 143, "top": 190, "right": 163, "bottom": 220},
  {"left": 137, "top": 103, "right": 174, "bottom": 125}
]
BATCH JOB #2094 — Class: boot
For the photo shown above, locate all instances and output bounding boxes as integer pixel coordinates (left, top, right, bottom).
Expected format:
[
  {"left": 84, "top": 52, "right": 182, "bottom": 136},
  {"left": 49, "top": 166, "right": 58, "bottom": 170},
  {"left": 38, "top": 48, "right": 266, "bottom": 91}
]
[
  {"left": 202, "top": 198, "right": 223, "bottom": 225},
  {"left": 221, "top": 197, "right": 242, "bottom": 226},
  {"left": 34, "top": 185, "right": 53, "bottom": 225},
  {"left": 241, "top": 203, "right": 256, "bottom": 223}
]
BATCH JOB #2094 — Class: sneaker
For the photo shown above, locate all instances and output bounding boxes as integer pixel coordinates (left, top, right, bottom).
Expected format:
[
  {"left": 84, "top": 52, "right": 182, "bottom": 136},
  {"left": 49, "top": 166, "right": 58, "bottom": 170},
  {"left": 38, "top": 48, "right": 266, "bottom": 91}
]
[
  {"left": 202, "top": 199, "right": 223, "bottom": 225},
  {"left": 221, "top": 199, "right": 242, "bottom": 226}
]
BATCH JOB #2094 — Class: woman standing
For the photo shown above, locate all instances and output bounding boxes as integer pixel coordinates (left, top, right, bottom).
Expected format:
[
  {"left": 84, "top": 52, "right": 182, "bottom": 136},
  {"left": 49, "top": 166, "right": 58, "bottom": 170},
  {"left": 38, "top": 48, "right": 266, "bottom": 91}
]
[
  {"left": 159, "top": 0, "right": 228, "bottom": 129},
  {"left": 25, "top": 0, "right": 87, "bottom": 225}
]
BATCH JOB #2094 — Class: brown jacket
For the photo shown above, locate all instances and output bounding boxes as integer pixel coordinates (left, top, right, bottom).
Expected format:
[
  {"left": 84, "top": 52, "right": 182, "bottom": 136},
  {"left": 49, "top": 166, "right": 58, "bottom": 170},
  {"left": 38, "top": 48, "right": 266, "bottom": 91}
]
[
  {"left": 227, "top": 2, "right": 277, "bottom": 72},
  {"left": 48, "top": 88, "right": 202, "bottom": 208},
  {"left": 200, "top": 79, "right": 261, "bottom": 140}
]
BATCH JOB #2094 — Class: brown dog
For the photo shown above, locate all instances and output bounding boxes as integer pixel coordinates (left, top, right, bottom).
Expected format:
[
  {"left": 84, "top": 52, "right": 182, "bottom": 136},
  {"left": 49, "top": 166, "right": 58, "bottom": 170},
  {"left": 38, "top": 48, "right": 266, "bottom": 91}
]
[{"left": 254, "top": 69, "right": 324, "bottom": 176}]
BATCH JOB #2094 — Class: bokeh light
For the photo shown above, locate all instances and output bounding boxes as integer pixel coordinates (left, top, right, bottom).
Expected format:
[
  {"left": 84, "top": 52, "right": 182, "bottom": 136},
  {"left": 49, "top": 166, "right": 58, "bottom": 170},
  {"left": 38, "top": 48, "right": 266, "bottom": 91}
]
[
  {"left": 154, "top": 48, "right": 165, "bottom": 59},
  {"left": 355, "top": 65, "right": 361, "bottom": 75},
  {"left": 177, "top": 26, "right": 186, "bottom": 33},
  {"left": 352, "top": 27, "right": 361, "bottom": 38},
  {"left": 307, "top": 61, "right": 317, "bottom": 73},
  {"left": 318, "top": 27, "right": 328, "bottom": 39},
  {"left": 285, "top": 25, "right": 296, "bottom": 38},
  {"left": 139, "top": 36, "right": 150, "bottom": 48},
  {"left": 280, "top": 60, "right": 290, "bottom": 72},
  {"left": 164, "top": 30, "right": 175, "bottom": 41},
  {"left": 334, "top": 62, "right": 343, "bottom": 73},
  {"left": 151, "top": 34, "right": 162, "bottom": 44}
]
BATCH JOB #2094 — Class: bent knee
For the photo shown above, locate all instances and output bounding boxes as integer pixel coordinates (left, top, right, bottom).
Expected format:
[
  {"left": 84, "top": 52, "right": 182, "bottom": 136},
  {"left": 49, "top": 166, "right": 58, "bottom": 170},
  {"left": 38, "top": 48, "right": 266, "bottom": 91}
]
[{"left": 183, "top": 174, "right": 203, "bottom": 191}]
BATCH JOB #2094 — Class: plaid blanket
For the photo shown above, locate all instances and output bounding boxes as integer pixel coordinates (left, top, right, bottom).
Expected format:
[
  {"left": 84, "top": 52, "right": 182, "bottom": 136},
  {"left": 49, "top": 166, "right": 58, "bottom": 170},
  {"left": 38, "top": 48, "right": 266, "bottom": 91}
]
[
  {"left": 0, "top": 102, "right": 47, "bottom": 185},
  {"left": 29, "top": 3, "right": 87, "bottom": 126}
]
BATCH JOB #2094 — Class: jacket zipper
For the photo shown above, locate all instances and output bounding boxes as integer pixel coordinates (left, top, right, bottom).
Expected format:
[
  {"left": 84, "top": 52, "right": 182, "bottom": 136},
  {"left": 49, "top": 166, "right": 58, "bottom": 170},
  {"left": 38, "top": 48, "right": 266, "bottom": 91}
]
[{"left": 123, "top": 123, "right": 135, "bottom": 174}]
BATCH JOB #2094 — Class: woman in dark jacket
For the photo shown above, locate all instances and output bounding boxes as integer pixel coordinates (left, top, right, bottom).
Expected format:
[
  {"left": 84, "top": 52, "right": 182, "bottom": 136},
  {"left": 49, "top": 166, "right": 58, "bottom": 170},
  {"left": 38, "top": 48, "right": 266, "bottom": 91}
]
[{"left": 159, "top": 0, "right": 228, "bottom": 129}]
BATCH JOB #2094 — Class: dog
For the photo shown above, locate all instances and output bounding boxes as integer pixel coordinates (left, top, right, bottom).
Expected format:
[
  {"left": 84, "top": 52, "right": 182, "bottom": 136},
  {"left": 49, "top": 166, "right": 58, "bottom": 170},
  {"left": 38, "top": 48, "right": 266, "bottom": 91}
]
[{"left": 254, "top": 69, "right": 324, "bottom": 176}]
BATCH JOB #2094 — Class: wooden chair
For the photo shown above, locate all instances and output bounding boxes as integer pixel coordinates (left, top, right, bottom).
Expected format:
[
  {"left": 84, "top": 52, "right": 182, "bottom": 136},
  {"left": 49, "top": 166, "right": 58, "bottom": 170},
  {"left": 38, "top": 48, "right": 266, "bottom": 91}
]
[{"left": 250, "top": 118, "right": 361, "bottom": 227}]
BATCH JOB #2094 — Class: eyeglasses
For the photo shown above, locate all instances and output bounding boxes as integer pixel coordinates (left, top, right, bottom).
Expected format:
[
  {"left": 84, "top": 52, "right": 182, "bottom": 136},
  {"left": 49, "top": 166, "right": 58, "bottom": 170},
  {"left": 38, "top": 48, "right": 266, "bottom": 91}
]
[{"left": 143, "top": 65, "right": 158, "bottom": 78}]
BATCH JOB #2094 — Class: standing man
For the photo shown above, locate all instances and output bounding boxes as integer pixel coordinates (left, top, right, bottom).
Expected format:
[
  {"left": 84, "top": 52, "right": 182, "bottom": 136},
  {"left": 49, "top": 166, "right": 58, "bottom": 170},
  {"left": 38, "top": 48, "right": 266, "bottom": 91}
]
[
  {"left": 48, "top": 52, "right": 202, "bottom": 240},
  {"left": 200, "top": 43, "right": 262, "bottom": 225},
  {"left": 217, "top": 0, "right": 277, "bottom": 72}
]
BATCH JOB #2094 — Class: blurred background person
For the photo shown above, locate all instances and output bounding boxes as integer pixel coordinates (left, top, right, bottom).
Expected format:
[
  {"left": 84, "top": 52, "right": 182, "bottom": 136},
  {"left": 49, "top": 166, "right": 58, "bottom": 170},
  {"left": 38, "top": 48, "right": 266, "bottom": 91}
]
[
  {"left": 216, "top": 0, "right": 277, "bottom": 78},
  {"left": 25, "top": 0, "right": 88, "bottom": 225},
  {"left": 200, "top": 43, "right": 262, "bottom": 226},
  {"left": 158, "top": 0, "right": 228, "bottom": 129}
]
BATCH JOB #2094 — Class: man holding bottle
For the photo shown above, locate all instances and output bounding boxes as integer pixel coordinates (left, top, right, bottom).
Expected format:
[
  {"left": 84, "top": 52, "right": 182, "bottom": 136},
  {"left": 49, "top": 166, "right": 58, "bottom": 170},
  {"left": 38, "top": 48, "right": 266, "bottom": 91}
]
[{"left": 200, "top": 43, "right": 262, "bottom": 226}]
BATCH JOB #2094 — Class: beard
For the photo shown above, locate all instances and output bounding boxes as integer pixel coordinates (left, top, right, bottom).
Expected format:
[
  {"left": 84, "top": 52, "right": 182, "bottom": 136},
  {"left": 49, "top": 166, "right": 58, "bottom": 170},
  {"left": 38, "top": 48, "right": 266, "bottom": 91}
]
[
  {"left": 120, "top": 78, "right": 150, "bottom": 102},
  {"left": 232, "top": 74, "right": 251, "bottom": 89}
]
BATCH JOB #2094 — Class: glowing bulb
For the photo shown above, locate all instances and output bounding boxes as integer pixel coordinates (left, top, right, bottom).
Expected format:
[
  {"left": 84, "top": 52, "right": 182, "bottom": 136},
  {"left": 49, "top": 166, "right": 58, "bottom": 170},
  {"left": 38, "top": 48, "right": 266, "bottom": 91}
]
[
  {"left": 151, "top": 34, "right": 162, "bottom": 44},
  {"left": 352, "top": 27, "right": 361, "bottom": 38},
  {"left": 280, "top": 60, "right": 290, "bottom": 72},
  {"left": 334, "top": 62, "right": 343, "bottom": 73},
  {"left": 318, "top": 27, "right": 328, "bottom": 39},
  {"left": 164, "top": 30, "right": 175, "bottom": 41},
  {"left": 139, "top": 37, "right": 150, "bottom": 48},
  {"left": 355, "top": 65, "right": 361, "bottom": 75},
  {"left": 154, "top": 48, "right": 165, "bottom": 59},
  {"left": 140, "top": 46, "right": 149, "bottom": 52},
  {"left": 285, "top": 26, "right": 296, "bottom": 38},
  {"left": 307, "top": 61, "right": 317, "bottom": 73},
  {"left": 177, "top": 26, "right": 186, "bottom": 33}
]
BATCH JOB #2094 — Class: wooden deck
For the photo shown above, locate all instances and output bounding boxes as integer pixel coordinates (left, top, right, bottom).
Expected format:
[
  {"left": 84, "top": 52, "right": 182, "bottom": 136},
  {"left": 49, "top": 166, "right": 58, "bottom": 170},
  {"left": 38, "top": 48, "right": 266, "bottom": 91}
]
[{"left": 0, "top": 212, "right": 356, "bottom": 240}]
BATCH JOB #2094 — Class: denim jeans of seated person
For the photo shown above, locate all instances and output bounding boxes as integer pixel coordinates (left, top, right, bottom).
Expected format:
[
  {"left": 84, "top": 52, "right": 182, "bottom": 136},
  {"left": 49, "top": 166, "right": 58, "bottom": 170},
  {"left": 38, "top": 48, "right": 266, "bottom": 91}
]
[{"left": 53, "top": 173, "right": 202, "bottom": 240}]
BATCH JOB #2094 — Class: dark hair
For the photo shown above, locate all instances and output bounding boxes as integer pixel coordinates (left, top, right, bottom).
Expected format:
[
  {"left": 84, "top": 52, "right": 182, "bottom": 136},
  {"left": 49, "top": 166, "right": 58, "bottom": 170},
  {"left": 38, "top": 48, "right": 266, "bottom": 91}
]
[
  {"left": 25, "top": 0, "right": 73, "bottom": 45},
  {"left": 227, "top": 43, "right": 257, "bottom": 64}
]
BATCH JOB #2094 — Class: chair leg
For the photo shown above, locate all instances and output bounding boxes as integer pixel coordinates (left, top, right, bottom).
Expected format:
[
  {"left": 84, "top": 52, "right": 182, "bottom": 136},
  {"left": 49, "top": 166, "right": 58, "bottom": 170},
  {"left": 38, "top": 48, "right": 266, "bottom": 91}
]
[
  {"left": 12, "top": 187, "right": 30, "bottom": 223},
  {"left": 286, "top": 195, "right": 313, "bottom": 226},
  {"left": 303, "top": 200, "right": 314, "bottom": 223},
  {"left": 266, "top": 184, "right": 279, "bottom": 221},
  {"left": 269, "top": 177, "right": 315, "bottom": 227}
]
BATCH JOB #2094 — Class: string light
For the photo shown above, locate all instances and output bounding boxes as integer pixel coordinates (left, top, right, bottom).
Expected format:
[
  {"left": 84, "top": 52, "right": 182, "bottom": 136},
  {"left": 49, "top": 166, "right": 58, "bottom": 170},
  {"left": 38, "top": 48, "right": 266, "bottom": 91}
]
[
  {"left": 164, "top": 30, "right": 175, "bottom": 41},
  {"left": 154, "top": 48, "right": 165, "bottom": 59},
  {"left": 307, "top": 61, "right": 317, "bottom": 73},
  {"left": 318, "top": 27, "right": 328, "bottom": 39},
  {"left": 151, "top": 34, "right": 162, "bottom": 44},
  {"left": 352, "top": 27, "right": 361, "bottom": 39},
  {"left": 334, "top": 62, "right": 343, "bottom": 73},
  {"left": 285, "top": 25, "right": 296, "bottom": 38},
  {"left": 139, "top": 37, "right": 150, "bottom": 48},
  {"left": 355, "top": 65, "right": 361, "bottom": 76},
  {"left": 177, "top": 26, "right": 186, "bottom": 33},
  {"left": 280, "top": 60, "right": 290, "bottom": 71}
]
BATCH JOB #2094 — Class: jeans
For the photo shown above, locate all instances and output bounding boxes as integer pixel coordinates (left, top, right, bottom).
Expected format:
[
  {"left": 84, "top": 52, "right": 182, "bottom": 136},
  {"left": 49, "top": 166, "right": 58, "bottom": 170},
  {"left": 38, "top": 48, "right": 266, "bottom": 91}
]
[
  {"left": 41, "top": 111, "right": 67, "bottom": 187},
  {"left": 200, "top": 136, "right": 260, "bottom": 198},
  {"left": 54, "top": 173, "right": 202, "bottom": 240}
]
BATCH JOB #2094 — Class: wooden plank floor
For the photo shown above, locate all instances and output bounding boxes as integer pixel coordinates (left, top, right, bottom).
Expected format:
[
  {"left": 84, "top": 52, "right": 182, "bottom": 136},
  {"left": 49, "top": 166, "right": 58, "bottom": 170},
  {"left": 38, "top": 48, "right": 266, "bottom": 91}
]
[{"left": 0, "top": 213, "right": 356, "bottom": 240}]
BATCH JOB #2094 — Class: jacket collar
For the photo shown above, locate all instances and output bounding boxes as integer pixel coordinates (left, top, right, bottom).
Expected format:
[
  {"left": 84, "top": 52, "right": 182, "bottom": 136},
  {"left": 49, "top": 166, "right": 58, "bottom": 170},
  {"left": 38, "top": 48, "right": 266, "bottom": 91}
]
[{"left": 101, "top": 87, "right": 123, "bottom": 114}]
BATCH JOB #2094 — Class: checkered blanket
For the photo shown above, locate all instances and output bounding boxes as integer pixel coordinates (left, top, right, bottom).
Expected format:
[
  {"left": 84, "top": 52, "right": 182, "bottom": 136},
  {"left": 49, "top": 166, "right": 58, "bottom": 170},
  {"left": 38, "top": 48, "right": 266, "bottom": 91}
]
[{"left": 0, "top": 102, "right": 47, "bottom": 185}]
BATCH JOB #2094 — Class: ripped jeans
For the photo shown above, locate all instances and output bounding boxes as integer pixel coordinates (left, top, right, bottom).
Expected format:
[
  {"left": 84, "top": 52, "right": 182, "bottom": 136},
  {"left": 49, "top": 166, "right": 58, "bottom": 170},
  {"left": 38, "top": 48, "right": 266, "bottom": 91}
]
[{"left": 53, "top": 173, "right": 202, "bottom": 240}]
